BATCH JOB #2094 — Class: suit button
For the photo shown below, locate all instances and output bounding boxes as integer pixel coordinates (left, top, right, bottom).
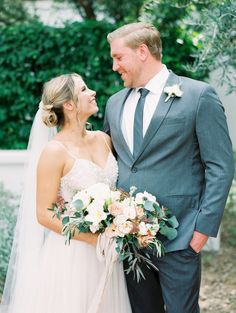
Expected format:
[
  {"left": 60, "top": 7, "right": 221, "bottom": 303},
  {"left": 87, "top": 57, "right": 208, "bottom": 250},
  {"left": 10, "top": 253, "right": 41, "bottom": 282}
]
[{"left": 132, "top": 167, "right": 138, "bottom": 173}]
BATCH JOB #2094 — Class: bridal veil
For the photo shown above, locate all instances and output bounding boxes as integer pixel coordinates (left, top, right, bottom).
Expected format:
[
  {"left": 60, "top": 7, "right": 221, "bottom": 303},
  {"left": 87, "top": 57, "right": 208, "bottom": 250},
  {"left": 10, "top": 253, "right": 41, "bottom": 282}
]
[{"left": 0, "top": 107, "right": 57, "bottom": 313}]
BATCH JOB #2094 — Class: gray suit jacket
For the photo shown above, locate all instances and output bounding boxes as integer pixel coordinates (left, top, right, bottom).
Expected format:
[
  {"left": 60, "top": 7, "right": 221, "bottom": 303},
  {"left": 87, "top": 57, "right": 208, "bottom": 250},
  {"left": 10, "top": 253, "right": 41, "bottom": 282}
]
[{"left": 104, "top": 71, "right": 235, "bottom": 252}]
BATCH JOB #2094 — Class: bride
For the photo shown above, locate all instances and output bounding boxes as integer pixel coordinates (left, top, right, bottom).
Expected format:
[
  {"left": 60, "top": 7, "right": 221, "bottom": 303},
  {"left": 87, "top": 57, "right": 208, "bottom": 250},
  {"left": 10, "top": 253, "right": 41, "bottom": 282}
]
[{"left": 0, "top": 73, "right": 132, "bottom": 313}]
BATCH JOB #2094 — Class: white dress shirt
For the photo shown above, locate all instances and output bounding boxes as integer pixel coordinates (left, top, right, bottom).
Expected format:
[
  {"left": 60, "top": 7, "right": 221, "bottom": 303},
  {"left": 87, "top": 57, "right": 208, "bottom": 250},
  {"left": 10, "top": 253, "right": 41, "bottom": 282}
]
[{"left": 121, "top": 65, "right": 169, "bottom": 153}]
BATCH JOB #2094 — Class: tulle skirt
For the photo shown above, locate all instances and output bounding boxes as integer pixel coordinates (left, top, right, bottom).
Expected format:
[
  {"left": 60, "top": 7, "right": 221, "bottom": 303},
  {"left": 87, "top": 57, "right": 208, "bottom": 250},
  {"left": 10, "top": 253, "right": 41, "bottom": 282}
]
[{"left": 7, "top": 232, "right": 132, "bottom": 313}]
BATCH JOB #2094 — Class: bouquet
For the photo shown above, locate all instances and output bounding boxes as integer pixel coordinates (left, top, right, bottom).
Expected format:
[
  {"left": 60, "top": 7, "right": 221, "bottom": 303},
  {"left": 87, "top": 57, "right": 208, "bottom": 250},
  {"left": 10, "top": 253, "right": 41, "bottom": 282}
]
[{"left": 49, "top": 183, "right": 179, "bottom": 281}]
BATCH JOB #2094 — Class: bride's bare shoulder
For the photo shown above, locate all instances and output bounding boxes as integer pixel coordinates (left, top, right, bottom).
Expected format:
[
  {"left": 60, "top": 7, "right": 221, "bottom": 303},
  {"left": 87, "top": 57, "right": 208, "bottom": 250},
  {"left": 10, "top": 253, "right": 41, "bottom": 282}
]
[
  {"left": 43, "top": 140, "right": 65, "bottom": 154},
  {"left": 94, "top": 130, "right": 112, "bottom": 149},
  {"left": 38, "top": 140, "right": 66, "bottom": 166}
]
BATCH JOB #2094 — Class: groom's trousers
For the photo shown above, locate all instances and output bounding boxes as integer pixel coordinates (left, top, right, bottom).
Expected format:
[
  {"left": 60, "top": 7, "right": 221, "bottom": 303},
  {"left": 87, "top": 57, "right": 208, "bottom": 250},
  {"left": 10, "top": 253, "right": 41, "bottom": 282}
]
[
  {"left": 124, "top": 246, "right": 201, "bottom": 313},
  {"left": 124, "top": 256, "right": 165, "bottom": 313},
  {"left": 156, "top": 246, "right": 201, "bottom": 313}
]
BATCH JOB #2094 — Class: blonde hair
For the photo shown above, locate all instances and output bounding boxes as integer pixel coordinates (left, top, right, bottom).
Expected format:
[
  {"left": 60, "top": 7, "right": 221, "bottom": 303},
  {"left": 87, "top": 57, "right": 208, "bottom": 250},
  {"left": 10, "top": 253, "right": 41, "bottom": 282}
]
[
  {"left": 107, "top": 22, "right": 162, "bottom": 60},
  {"left": 40, "top": 73, "right": 82, "bottom": 127}
]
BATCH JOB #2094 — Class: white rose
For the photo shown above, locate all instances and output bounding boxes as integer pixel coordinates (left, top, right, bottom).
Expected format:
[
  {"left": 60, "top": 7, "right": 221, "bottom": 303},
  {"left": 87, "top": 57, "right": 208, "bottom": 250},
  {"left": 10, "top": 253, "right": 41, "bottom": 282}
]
[
  {"left": 85, "top": 200, "right": 107, "bottom": 225},
  {"left": 121, "top": 198, "right": 130, "bottom": 206},
  {"left": 135, "top": 193, "right": 145, "bottom": 205},
  {"left": 117, "top": 221, "right": 133, "bottom": 236},
  {"left": 143, "top": 191, "right": 156, "bottom": 203},
  {"left": 72, "top": 190, "right": 91, "bottom": 208},
  {"left": 123, "top": 204, "right": 137, "bottom": 220},
  {"left": 85, "top": 183, "right": 111, "bottom": 200},
  {"left": 113, "top": 214, "right": 128, "bottom": 226},
  {"left": 138, "top": 221, "right": 148, "bottom": 235},
  {"left": 89, "top": 224, "right": 100, "bottom": 233},
  {"left": 110, "top": 190, "right": 122, "bottom": 201}
]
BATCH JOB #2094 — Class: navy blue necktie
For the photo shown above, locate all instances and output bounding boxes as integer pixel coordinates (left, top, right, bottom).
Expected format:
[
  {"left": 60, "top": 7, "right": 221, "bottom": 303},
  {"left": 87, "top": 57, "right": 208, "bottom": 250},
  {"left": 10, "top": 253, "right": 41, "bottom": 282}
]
[{"left": 133, "top": 88, "right": 149, "bottom": 158}]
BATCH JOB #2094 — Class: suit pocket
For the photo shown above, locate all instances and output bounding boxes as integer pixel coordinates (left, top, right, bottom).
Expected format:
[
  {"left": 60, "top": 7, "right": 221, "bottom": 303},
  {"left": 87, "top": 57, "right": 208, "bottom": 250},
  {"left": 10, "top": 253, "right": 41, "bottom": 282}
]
[
  {"left": 178, "top": 246, "right": 200, "bottom": 258},
  {"left": 164, "top": 195, "right": 197, "bottom": 210},
  {"left": 161, "top": 117, "right": 186, "bottom": 126},
  {"left": 188, "top": 245, "right": 200, "bottom": 255}
]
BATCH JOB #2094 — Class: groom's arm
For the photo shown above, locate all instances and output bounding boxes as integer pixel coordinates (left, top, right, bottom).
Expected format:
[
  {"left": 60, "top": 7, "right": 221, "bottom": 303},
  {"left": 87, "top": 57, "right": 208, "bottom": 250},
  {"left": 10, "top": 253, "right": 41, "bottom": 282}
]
[{"left": 194, "top": 84, "right": 234, "bottom": 240}]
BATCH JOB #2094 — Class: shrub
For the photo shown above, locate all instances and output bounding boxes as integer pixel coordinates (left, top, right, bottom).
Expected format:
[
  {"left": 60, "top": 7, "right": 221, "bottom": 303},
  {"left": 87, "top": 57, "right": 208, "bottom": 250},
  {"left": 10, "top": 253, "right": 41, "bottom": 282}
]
[
  {"left": 0, "top": 183, "right": 18, "bottom": 295},
  {"left": 0, "top": 20, "right": 206, "bottom": 149},
  {"left": 0, "top": 21, "right": 121, "bottom": 148}
]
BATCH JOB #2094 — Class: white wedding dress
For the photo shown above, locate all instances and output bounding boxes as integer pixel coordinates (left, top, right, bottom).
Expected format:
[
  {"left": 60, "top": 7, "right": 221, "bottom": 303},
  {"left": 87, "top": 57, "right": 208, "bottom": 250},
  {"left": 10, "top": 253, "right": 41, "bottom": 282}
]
[{"left": 5, "top": 143, "right": 132, "bottom": 313}]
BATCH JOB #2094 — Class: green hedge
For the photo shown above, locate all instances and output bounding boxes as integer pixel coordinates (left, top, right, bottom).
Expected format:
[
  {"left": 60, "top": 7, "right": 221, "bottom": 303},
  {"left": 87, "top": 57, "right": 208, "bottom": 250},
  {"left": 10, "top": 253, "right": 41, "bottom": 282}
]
[
  {"left": 0, "top": 183, "right": 18, "bottom": 295},
  {"left": 0, "top": 21, "right": 120, "bottom": 148},
  {"left": 0, "top": 20, "right": 205, "bottom": 149}
]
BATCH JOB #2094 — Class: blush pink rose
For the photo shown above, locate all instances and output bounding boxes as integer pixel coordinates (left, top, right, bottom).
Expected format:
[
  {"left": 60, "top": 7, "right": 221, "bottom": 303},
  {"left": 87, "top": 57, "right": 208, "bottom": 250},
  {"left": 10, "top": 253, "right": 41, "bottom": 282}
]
[
  {"left": 136, "top": 206, "right": 144, "bottom": 218},
  {"left": 108, "top": 203, "right": 124, "bottom": 216}
]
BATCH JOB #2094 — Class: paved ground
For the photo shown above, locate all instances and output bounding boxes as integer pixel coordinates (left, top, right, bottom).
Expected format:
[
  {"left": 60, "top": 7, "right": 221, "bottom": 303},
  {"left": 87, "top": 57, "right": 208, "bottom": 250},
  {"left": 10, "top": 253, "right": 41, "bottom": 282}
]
[
  {"left": 200, "top": 205, "right": 236, "bottom": 313},
  {"left": 200, "top": 247, "right": 236, "bottom": 313}
]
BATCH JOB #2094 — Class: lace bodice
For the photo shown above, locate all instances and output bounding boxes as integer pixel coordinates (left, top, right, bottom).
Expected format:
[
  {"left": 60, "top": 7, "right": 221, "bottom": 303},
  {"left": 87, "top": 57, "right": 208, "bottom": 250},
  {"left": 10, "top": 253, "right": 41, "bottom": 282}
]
[{"left": 60, "top": 152, "right": 118, "bottom": 202}]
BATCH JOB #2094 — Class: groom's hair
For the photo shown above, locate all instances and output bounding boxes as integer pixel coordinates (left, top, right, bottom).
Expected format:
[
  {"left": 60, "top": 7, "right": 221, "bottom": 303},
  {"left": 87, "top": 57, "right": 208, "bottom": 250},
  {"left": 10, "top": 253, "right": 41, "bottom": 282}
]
[{"left": 107, "top": 22, "right": 162, "bottom": 61}]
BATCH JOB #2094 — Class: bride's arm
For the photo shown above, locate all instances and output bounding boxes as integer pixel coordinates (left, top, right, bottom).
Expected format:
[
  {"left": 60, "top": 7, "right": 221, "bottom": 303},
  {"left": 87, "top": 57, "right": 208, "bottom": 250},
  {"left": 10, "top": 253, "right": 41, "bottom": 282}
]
[{"left": 36, "top": 143, "right": 98, "bottom": 246}]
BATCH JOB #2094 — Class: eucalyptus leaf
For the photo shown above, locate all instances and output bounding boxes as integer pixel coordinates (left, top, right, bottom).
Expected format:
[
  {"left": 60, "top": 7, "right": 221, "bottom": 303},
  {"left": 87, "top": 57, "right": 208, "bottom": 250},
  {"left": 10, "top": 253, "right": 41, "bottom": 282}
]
[
  {"left": 167, "top": 216, "right": 179, "bottom": 228},
  {"left": 153, "top": 202, "right": 161, "bottom": 212},
  {"left": 144, "top": 200, "right": 155, "bottom": 212},
  {"left": 159, "top": 226, "right": 178, "bottom": 240},
  {"left": 116, "top": 246, "right": 121, "bottom": 254},
  {"left": 62, "top": 216, "right": 70, "bottom": 225},
  {"left": 78, "top": 225, "right": 90, "bottom": 233},
  {"left": 72, "top": 199, "right": 83, "bottom": 210}
]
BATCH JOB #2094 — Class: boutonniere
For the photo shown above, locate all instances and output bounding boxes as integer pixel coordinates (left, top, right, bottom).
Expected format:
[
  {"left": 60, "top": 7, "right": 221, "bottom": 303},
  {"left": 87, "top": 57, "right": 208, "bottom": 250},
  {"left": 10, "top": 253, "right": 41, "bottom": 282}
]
[{"left": 164, "top": 84, "right": 183, "bottom": 102}]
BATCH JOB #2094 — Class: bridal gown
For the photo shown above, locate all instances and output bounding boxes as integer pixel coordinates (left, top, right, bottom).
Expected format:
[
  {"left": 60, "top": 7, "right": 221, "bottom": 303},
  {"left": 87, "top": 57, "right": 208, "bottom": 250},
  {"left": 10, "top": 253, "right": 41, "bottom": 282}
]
[{"left": 8, "top": 145, "right": 132, "bottom": 313}]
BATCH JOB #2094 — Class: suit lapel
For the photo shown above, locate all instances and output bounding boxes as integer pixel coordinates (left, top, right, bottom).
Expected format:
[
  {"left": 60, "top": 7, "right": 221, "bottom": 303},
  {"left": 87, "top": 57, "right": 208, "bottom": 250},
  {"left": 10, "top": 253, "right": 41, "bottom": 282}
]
[
  {"left": 135, "top": 71, "right": 181, "bottom": 160},
  {"left": 115, "top": 88, "right": 134, "bottom": 160}
]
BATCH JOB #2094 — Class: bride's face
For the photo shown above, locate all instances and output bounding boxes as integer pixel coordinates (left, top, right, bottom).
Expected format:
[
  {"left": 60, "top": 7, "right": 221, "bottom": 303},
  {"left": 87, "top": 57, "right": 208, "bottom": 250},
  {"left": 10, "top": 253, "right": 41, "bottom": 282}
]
[{"left": 75, "top": 78, "right": 98, "bottom": 119}]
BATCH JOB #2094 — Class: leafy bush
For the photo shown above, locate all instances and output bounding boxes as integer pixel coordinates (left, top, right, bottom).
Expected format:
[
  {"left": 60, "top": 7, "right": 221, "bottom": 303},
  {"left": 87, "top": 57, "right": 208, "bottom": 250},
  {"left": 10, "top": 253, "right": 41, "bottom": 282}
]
[
  {"left": 0, "top": 183, "right": 18, "bottom": 295},
  {"left": 0, "top": 20, "right": 206, "bottom": 149},
  {"left": 0, "top": 21, "right": 120, "bottom": 148},
  {"left": 140, "top": 0, "right": 209, "bottom": 80}
]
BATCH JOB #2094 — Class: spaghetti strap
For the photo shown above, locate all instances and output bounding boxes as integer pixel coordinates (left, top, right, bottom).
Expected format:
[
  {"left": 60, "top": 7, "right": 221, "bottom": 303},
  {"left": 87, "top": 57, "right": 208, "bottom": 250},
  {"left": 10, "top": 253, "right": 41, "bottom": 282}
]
[
  {"left": 100, "top": 131, "right": 112, "bottom": 152},
  {"left": 52, "top": 140, "right": 77, "bottom": 160}
]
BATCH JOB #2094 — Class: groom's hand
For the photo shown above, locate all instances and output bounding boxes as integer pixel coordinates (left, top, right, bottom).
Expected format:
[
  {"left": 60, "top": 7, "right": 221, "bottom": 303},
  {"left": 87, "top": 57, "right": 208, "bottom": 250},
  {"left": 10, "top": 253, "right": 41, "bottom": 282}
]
[{"left": 190, "top": 231, "right": 209, "bottom": 253}]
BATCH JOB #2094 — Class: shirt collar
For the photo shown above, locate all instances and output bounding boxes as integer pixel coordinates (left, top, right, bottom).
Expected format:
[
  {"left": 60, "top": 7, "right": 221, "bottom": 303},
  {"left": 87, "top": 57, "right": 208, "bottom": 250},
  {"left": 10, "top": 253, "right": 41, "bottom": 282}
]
[
  {"left": 146, "top": 64, "right": 169, "bottom": 94},
  {"left": 133, "top": 64, "right": 170, "bottom": 94},
  {"left": 134, "top": 64, "right": 169, "bottom": 95}
]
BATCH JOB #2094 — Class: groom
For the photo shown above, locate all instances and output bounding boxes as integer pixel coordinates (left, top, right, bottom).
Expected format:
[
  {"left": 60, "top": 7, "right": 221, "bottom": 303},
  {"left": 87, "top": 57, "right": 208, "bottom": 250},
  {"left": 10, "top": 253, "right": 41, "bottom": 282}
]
[{"left": 104, "top": 22, "right": 235, "bottom": 313}]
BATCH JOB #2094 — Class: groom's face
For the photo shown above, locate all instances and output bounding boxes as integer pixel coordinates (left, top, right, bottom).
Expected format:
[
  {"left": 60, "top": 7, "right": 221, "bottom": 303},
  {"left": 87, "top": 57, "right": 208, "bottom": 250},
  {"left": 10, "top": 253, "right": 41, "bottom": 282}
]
[{"left": 110, "top": 38, "right": 143, "bottom": 88}]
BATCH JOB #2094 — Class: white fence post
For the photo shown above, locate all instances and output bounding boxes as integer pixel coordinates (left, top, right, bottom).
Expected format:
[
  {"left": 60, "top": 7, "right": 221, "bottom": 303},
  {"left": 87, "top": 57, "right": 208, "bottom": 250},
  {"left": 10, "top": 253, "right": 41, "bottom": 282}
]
[{"left": 0, "top": 150, "right": 28, "bottom": 195}]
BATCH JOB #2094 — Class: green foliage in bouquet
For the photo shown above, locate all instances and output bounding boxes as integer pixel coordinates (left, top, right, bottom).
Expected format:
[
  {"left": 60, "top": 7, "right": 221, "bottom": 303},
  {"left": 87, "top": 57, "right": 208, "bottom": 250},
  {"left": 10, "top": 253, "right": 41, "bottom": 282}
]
[
  {"left": 49, "top": 183, "right": 179, "bottom": 282},
  {"left": 115, "top": 199, "right": 179, "bottom": 281},
  {"left": 0, "top": 183, "right": 18, "bottom": 295}
]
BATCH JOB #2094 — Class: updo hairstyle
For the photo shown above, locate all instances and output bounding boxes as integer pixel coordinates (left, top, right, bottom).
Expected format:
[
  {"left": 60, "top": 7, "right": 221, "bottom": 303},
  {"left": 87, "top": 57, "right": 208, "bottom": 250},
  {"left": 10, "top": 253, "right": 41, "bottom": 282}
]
[{"left": 40, "top": 73, "right": 82, "bottom": 127}]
